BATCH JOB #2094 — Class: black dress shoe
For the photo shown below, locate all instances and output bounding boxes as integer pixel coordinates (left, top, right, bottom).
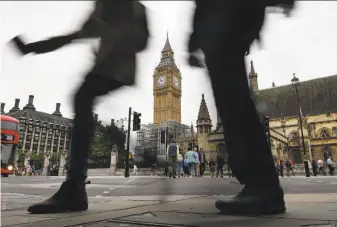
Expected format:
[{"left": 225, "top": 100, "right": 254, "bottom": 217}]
[
  {"left": 27, "top": 180, "right": 90, "bottom": 214},
  {"left": 215, "top": 185, "right": 286, "bottom": 216}
]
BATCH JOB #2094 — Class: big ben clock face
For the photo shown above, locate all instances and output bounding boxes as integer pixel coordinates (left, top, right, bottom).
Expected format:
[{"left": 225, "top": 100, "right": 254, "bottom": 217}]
[
  {"left": 156, "top": 75, "right": 166, "bottom": 87},
  {"left": 173, "top": 76, "right": 179, "bottom": 88}
]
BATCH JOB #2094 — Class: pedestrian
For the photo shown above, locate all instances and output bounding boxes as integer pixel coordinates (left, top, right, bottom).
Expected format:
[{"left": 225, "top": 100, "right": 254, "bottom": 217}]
[
  {"left": 183, "top": 158, "right": 189, "bottom": 177},
  {"left": 194, "top": 146, "right": 200, "bottom": 177},
  {"left": 285, "top": 158, "right": 295, "bottom": 176},
  {"left": 317, "top": 159, "right": 326, "bottom": 175},
  {"left": 12, "top": 1, "right": 149, "bottom": 214},
  {"left": 185, "top": 147, "right": 196, "bottom": 177},
  {"left": 166, "top": 139, "right": 179, "bottom": 179},
  {"left": 216, "top": 153, "right": 224, "bottom": 178},
  {"left": 187, "top": 0, "right": 295, "bottom": 215},
  {"left": 311, "top": 159, "right": 318, "bottom": 176},
  {"left": 176, "top": 150, "right": 184, "bottom": 177},
  {"left": 133, "top": 164, "right": 138, "bottom": 176},
  {"left": 209, "top": 158, "right": 216, "bottom": 177},
  {"left": 326, "top": 157, "right": 335, "bottom": 176},
  {"left": 151, "top": 161, "right": 157, "bottom": 176},
  {"left": 199, "top": 148, "right": 206, "bottom": 176}
]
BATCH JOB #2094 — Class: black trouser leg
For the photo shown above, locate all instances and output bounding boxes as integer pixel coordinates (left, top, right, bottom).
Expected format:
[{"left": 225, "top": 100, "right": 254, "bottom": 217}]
[
  {"left": 205, "top": 51, "right": 279, "bottom": 187},
  {"left": 66, "top": 74, "right": 123, "bottom": 182}
]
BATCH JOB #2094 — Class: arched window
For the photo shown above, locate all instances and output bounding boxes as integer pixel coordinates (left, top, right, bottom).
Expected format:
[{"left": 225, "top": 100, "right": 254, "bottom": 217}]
[
  {"left": 288, "top": 131, "right": 299, "bottom": 140},
  {"left": 320, "top": 129, "right": 331, "bottom": 138}
]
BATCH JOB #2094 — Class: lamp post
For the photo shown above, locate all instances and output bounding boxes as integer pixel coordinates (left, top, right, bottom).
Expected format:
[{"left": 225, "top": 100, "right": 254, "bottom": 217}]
[{"left": 291, "top": 73, "right": 310, "bottom": 177}]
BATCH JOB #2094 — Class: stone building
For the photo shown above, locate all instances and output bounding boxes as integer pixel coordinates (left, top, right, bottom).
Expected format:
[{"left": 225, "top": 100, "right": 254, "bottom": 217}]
[
  {"left": 250, "top": 61, "right": 337, "bottom": 163},
  {"left": 193, "top": 61, "right": 337, "bottom": 164},
  {"left": 1, "top": 95, "right": 102, "bottom": 155},
  {"left": 135, "top": 34, "right": 195, "bottom": 164},
  {"left": 194, "top": 94, "right": 225, "bottom": 161}
]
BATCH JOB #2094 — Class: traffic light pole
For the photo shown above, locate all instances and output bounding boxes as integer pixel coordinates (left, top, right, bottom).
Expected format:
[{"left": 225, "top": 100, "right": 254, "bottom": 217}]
[
  {"left": 125, "top": 107, "right": 132, "bottom": 178},
  {"left": 165, "top": 127, "right": 168, "bottom": 177}
]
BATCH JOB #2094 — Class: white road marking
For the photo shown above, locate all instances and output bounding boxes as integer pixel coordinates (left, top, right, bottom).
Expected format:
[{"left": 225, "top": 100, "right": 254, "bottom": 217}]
[
  {"left": 95, "top": 195, "right": 102, "bottom": 198},
  {"left": 98, "top": 178, "right": 138, "bottom": 197},
  {"left": 317, "top": 181, "right": 322, "bottom": 183},
  {"left": 109, "top": 178, "right": 137, "bottom": 191}
]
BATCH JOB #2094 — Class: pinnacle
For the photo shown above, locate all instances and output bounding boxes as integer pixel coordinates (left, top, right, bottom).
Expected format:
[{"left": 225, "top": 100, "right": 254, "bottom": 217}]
[
  {"left": 197, "top": 94, "right": 211, "bottom": 120},
  {"left": 162, "top": 32, "right": 173, "bottom": 53}
]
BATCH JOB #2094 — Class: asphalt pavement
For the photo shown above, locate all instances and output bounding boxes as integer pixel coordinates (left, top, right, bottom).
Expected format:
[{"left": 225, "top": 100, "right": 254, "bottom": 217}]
[
  {"left": 1, "top": 175, "right": 337, "bottom": 212},
  {"left": 2, "top": 175, "right": 337, "bottom": 197}
]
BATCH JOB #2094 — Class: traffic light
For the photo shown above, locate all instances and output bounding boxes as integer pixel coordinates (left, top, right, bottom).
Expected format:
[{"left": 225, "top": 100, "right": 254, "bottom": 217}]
[
  {"left": 132, "top": 112, "right": 141, "bottom": 131},
  {"left": 160, "top": 130, "right": 165, "bottom": 144},
  {"left": 264, "top": 116, "right": 270, "bottom": 131}
]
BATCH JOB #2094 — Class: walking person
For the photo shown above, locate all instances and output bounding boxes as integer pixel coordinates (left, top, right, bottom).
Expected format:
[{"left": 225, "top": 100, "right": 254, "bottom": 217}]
[
  {"left": 176, "top": 150, "right": 184, "bottom": 177},
  {"left": 133, "top": 164, "right": 138, "bottom": 176},
  {"left": 11, "top": 1, "right": 149, "bottom": 214},
  {"left": 183, "top": 157, "right": 190, "bottom": 177},
  {"left": 317, "top": 159, "right": 326, "bottom": 175},
  {"left": 194, "top": 146, "right": 200, "bottom": 177},
  {"left": 311, "top": 159, "right": 318, "bottom": 176},
  {"left": 151, "top": 161, "right": 157, "bottom": 176},
  {"left": 185, "top": 147, "right": 196, "bottom": 177},
  {"left": 209, "top": 158, "right": 216, "bottom": 177},
  {"left": 166, "top": 140, "right": 179, "bottom": 178},
  {"left": 199, "top": 148, "right": 206, "bottom": 176},
  {"left": 285, "top": 158, "right": 295, "bottom": 176},
  {"left": 188, "top": 0, "right": 295, "bottom": 215},
  {"left": 326, "top": 157, "right": 335, "bottom": 176},
  {"left": 216, "top": 153, "right": 224, "bottom": 178}
]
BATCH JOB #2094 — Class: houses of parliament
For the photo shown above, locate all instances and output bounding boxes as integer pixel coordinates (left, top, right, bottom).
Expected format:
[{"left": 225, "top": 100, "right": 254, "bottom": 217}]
[
  {"left": 150, "top": 34, "right": 337, "bottom": 164},
  {"left": 1, "top": 34, "right": 336, "bottom": 166}
]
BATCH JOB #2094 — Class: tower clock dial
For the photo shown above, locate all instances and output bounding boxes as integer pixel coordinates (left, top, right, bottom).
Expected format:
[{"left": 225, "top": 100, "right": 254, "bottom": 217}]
[
  {"left": 156, "top": 75, "right": 166, "bottom": 87},
  {"left": 173, "top": 76, "right": 179, "bottom": 88}
]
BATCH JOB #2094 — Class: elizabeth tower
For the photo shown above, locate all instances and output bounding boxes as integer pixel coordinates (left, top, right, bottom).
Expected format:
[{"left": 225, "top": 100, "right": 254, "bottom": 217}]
[{"left": 153, "top": 34, "right": 182, "bottom": 126}]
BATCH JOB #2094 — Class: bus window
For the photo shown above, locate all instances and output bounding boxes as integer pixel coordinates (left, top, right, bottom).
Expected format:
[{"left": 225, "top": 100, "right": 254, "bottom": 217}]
[
  {"left": 1, "top": 134, "right": 14, "bottom": 142},
  {"left": 1, "top": 121, "right": 18, "bottom": 131}
]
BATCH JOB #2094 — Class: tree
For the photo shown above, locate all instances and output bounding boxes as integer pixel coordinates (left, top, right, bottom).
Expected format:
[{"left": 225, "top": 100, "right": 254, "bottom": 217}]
[
  {"left": 102, "top": 125, "right": 126, "bottom": 152},
  {"left": 90, "top": 133, "right": 105, "bottom": 157}
]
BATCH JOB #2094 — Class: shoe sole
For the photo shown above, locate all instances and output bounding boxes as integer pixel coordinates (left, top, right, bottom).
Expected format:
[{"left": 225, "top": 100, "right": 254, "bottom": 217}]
[
  {"left": 215, "top": 201, "right": 286, "bottom": 216},
  {"left": 27, "top": 203, "right": 88, "bottom": 214}
]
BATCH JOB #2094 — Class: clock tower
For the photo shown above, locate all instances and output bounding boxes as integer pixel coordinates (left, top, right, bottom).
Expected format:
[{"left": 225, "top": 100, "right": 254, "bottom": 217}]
[{"left": 153, "top": 34, "right": 182, "bottom": 126}]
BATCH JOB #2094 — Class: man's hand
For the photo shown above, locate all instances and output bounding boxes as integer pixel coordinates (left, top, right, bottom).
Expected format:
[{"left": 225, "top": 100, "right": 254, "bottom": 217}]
[
  {"left": 188, "top": 55, "right": 205, "bottom": 68},
  {"left": 10, "top": 36, "right": 31, "bottom": 55}
]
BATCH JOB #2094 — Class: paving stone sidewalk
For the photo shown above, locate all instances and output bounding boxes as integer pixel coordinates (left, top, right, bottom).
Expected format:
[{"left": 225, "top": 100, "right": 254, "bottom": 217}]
[{"left": 1, "top": 194, "right": 337, "bottom": 227}]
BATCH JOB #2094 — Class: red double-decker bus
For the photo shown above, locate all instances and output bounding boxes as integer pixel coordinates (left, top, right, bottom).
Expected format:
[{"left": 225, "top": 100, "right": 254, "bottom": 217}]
[{"left": 1, "top": 115, "right": 20, "bottom": 177}]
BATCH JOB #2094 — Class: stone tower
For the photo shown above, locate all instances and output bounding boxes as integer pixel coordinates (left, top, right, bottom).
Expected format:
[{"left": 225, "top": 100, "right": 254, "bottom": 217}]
[
  {"left": 196, "top": 94, "right": 212, "bottom": 151},
  {"left": 153, "top": 33, "right": 182, "bottom": 126},
  {"left": 249, "top": 60, "right": 259, "bottom": 94}
]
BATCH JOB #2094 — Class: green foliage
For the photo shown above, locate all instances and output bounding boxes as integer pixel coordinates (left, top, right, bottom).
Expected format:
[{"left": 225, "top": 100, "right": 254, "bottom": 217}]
[
  {"left": 30, "top": 153, "right": 43, "bottom": 161},
  {"left": 17, "top": 149, "right": 25, "bottom": 156},
  {"left": 90, "top": 124, "right": 126, "bottom": 158},
  {"left": 91, "top": 133, "right": 105, "bottom": 157}
]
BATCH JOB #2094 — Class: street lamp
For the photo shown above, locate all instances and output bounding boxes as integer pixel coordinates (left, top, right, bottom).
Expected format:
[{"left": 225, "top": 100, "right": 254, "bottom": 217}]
[{"left": 291, "top": 73, "right": 310, "bottom": 177}]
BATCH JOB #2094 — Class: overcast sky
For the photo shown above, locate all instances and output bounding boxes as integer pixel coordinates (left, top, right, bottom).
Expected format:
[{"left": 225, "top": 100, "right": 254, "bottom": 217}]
[{"left": 1, "top": 1, "right": 337, "bottom": 130}]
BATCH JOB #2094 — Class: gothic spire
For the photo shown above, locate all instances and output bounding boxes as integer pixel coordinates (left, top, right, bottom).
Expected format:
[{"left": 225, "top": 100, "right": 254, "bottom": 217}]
[
  {"left": 162, "top": 31, "right": 173, "bottom": 53},
  {"left": 157, "top": 32, "right": 178, "bottom": 70},
  {"left": 191, "top": 122, "right": 195, "bottom": 137},
  {"left": 249, "top": 60, "right": 257, "bottom": 77},
  {"left": 197, "top": 94, "right": 211, "bottom": 120}
]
